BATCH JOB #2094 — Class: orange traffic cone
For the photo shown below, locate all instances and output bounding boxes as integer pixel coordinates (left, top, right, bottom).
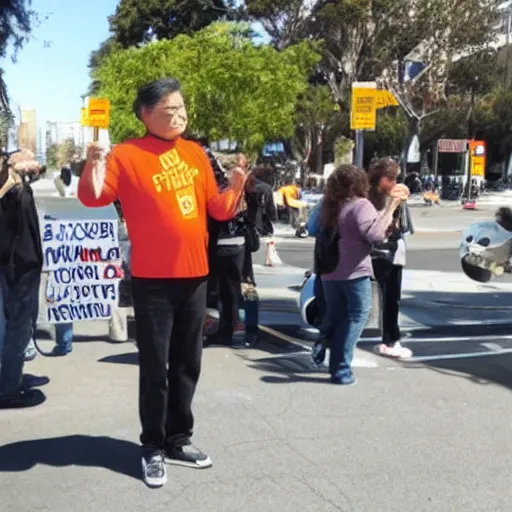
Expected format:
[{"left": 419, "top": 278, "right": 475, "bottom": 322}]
[{"left": 265, "top": 240, "right": 282, "bottom": 267}]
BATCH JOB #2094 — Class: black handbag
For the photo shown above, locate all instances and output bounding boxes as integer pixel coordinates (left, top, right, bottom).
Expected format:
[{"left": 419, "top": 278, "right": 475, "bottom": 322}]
[{"left": 244, "top": 219, "right": 260, "bottom": 253}]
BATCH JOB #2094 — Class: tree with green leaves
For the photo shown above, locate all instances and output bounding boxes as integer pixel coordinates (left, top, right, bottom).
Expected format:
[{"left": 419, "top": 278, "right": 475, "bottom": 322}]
[
  {"left": 109, "top": 0, "right": 234, "bottom": 48},
  {"left": 46, "top": 139, "right": 81, "bottom": 169},
  {"left": 0, "top": 0, "right": 39, "bottom": 60},
  {"left": 244, "top": 0, "right": 308, "bottom": 50},
  {"left": 446, "top": 49, "right": 501, "bottom": 138},
  {"left": 88, "top": 0, "right": 237, "bottom": 100},
  {"left": 292, "top": 85, "right": 338, "bottom": 172},
  {"left": 1, "top": 1, "right": 43, "bottom": 145},
  {"left": 378, "top": 0, "right": 498, "bottom": 154},
  {"left": 246, "top": 0, "right": 498, "bottom": 153},
  {"left": 87, "top": 37, "right": 122, "bottom": 95},
  {"left": 94, "top": 22, "right": 320, "bottom": 153},
  {"left": 45, "top": 143, "right": 59, "bottom": 169}
]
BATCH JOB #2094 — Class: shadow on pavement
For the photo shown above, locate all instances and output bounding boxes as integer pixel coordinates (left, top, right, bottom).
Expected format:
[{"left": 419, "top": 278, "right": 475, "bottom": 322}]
[
  {"left": 0, "top": 435, "right": 140, "bottom": 480},
  {"left": 403, "top": 355, "right": 512, "bottom": 391},
  {"left": 98, "top": 352, "right": 138, "bottom": 365},
  {"left": 237, "top": 331, "right": 330, "bottom": 384}
]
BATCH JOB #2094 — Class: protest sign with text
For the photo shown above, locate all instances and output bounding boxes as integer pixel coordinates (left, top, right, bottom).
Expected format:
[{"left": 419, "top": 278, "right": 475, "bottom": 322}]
[{"left": 42, "top": 219, "right": 122, "bottom": 323}]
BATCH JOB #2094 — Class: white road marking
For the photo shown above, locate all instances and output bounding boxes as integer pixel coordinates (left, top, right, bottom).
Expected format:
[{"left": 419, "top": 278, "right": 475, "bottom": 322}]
[
  {"left": 407, "top": 348, "right": 512, "bottom": 363},
  {"left": 359, "top": 334, "right": 512, "bottom": 344},
  {"left": 260, "top": 327, "right": 512, "bottom": 366},
  {"left": 480, "top": 342, "right": 504, "bottom": 351}
]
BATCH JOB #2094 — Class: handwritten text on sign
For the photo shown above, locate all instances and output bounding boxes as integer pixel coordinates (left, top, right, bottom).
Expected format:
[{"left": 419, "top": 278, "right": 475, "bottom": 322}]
[{"left": 42, "top": 220, "right": 121, "bottom": 323}]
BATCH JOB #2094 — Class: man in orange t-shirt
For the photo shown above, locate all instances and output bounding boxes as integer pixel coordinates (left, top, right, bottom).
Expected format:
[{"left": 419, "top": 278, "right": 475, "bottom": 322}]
[{"left": 78, "top": 78, "right": 246, "bottom": 488}]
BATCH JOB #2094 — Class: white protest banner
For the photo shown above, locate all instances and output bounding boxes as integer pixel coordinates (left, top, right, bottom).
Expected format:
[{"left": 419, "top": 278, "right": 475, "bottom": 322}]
[{"left": 42, "top": 219, "right": 122, "bottom": 323}]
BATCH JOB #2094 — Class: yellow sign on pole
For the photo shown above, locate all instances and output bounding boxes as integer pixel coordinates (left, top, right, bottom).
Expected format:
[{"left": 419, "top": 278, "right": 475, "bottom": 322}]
[
  {"left": 350, "top": 83, "right": 377, "bottom": 131},
  {"left": 376, "top": 90, "right": 399, "bottom": 109},
  {"left": 86, "top": 98, "right": 111, "bottom": 129}
]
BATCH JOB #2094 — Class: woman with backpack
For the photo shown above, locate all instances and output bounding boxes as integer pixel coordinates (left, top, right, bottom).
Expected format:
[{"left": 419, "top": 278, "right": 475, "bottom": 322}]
[
  {"left": 318, "top": 164, "right": 408, "bottom": 385},
  {"left": 368, "top": 158, "right": 414, "bottom": 359}
]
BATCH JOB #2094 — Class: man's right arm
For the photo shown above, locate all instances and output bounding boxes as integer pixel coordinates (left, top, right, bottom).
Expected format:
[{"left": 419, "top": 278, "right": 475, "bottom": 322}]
[{"left": 77, "top": 143, "right": 120, "bottom": 207}]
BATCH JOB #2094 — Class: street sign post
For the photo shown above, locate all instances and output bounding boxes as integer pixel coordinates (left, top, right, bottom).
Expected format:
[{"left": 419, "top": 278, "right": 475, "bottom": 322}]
[
  {"left": 350, "top": 83, "right": 399, "bottom": 168},
  {"left": 81, "top": 97, "right": 111, "bottom": 141},
  {"left": 351, "top": 82, "right": 377, "bottom": 168}
]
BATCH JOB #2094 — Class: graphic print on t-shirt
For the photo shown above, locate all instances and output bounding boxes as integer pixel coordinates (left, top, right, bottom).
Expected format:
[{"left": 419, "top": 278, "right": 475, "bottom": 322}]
[{"left": 153, "top": 148, "right": 200, "bottom": 219}]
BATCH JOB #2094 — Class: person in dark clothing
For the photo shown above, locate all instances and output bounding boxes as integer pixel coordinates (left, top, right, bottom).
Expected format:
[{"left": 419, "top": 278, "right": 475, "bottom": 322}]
[
  {"left": 368, "top": 157, "right": 414, "bottom": 359},
  {"left": 206, "top": 153, "right": 248, "bottom": 346},
  {"left": 310, "top": 237, "right": 333, "bottom": 367},
  {"left": 245, "top": 165, "right": 277, "bottom": 237},
  {"left": 0, "top": 149, "right": 45, "bottom": 409},
  {"left": 243, "top": 164, "right": 277, "bottom": 283}
]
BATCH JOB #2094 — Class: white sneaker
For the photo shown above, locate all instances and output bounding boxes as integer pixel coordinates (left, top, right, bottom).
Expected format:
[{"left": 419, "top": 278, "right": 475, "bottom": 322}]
[
  {"left": 375, "top": 342, "right": 413, "bottom": 359},
  {"left": 142, "top": 451, "right": 167, "bottom": 488}
]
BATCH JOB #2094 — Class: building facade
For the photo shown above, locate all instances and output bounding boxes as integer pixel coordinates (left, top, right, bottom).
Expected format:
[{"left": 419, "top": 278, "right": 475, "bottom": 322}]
[
  {"left": 18, "top": 107, "right": 37, "bottom": 155},
  {"left": 46, "top": 121, "right": 84, "bottom": 147}
]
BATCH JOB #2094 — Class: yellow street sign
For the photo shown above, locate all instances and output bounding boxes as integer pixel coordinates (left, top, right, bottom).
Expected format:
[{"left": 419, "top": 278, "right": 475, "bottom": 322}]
[
  {"left": 376, "top": 90, "right": 399, "bottom": 109},
  {"left": 350, "top": 85, "right": 377, "bottom": 131},
  {"left": 85, "top": 98, "right": 111, "bottom": 129}
]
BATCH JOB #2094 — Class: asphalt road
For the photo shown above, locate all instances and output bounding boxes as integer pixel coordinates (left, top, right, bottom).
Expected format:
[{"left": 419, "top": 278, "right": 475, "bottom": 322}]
[{"left": 253, "top": 233, "right": 464, "bottom": 273}]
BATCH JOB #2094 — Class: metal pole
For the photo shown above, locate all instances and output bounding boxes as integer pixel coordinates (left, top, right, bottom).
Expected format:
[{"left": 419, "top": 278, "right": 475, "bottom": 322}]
[{"left": 355, "top": 130, "right": 364, "bottom": 168}]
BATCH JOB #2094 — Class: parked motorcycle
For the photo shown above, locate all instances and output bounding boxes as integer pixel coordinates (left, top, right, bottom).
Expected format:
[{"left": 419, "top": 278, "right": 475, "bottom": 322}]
[{"left": 460, "top": 207, "right": 512, "bottom": 282}]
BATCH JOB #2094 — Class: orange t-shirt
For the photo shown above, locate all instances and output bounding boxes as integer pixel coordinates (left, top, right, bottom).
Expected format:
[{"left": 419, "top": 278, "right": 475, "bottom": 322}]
[{"left": 78, "top": 135, "right": 242, "bottom": 278}]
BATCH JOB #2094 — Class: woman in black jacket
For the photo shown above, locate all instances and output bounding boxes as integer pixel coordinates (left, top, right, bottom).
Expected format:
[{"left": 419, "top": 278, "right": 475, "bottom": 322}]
[{"left": 369, "top": 157, "right": 414, "bottom": 359}]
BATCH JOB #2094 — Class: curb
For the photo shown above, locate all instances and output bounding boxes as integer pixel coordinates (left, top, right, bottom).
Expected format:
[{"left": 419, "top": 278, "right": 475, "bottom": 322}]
[
  {"left": 413, "top": 228, "right": 463, "bottom": 234},
  {"left": 403, "top": 297, "right": 512, "bottom": 311}
]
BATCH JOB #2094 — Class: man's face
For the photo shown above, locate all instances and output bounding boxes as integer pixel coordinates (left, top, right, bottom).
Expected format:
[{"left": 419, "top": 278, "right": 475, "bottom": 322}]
[{"left": 141, "top": 91, "right": 188, "bottom": 140}]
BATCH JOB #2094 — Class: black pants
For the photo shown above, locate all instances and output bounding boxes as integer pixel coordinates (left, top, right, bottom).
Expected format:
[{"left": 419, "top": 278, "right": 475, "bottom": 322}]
[
  {"left": 216, "top": 246, "right": 244, "bottom": 339},
  {"left": 242, "top": 246, "right": 255, "bottom": 285},
  {"left": 132, "top": 277, "right": 207, "bottom": 449},
  {"left": 0, "top": 269, "right": 40, "bottom": 396},
  {"left": 372, "top": 259, "right": 402, "bottom": 345}
]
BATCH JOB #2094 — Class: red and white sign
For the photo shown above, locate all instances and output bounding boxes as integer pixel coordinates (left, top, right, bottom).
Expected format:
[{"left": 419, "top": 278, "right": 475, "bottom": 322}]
[{"left": 437, "top": 139, "right": 467, "bottom": 153}]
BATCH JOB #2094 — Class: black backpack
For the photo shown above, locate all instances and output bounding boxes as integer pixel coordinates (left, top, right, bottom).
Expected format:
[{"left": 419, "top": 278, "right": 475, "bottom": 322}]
[{"left": 314, "top": 225, "right": 340, "bottom": 275}]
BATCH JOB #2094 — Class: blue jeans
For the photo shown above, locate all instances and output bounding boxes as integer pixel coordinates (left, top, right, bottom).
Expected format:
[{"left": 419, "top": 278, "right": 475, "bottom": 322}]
[
  {"left": 322, "top": 277, "right": 373, "bottom": 378},
  {"left": 0, "top": 270, "right": 41, "bottom": 396},
  {"left": 55, "top": 323, "right": 73, "bottom": 351}
]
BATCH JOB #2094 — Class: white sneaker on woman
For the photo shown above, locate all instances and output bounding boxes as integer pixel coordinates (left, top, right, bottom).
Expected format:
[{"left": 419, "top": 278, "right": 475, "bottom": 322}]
[{"left": 375, "top": 341, "right": 413, "bottom": 359}]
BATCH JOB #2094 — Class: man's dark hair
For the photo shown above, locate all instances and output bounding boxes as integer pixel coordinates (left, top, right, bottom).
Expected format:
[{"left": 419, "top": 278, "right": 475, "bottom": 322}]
[{"left": 133, "top": 78, "right": 181, "bottom": 120}]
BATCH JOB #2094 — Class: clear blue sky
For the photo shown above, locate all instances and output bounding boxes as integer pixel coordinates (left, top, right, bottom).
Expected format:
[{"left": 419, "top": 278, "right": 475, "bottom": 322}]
[{"left": 1, "top": 0, "right": 119, "bottom": 126}]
